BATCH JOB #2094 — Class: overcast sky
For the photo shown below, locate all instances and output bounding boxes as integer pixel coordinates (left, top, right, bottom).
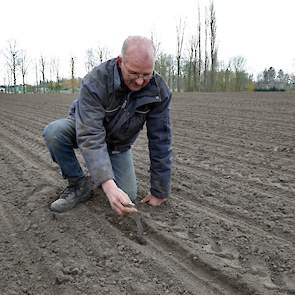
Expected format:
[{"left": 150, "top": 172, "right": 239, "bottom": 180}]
[{"left": 0, "top": 0, "right": 294, "bottom": 84}]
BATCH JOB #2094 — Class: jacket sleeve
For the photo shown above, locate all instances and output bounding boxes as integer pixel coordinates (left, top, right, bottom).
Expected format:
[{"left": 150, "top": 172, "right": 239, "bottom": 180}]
[
  {"left": 146, "top": 91, "right": 172, "bottom": 198},
  {"left": 75, "top": 78, "right": 114, "bottom": 186}
]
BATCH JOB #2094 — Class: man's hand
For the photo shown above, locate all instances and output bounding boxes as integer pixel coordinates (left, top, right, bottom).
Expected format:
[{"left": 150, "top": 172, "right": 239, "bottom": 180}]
[
  {"left": 102, "top": 179, "right": 137, "bottom": 216},
  {"left": 141, "top": 194, "right": 167, "bottom": 206}
]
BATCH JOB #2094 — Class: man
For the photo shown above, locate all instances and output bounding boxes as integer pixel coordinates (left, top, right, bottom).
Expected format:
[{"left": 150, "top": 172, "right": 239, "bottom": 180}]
[{"left": 43, "top": 36, "right": 172, "bottom": 216}]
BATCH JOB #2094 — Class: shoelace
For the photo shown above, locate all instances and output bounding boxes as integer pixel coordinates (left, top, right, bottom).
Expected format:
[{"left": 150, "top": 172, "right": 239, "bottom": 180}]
[{"left": 60, "top": 184, "right": 78, "bottom": 199}]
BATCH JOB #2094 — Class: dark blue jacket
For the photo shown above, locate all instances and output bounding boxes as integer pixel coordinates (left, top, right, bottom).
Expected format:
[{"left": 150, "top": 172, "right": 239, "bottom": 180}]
[{"left": 69, "top": 58, "right": 172, "bottom": 198}]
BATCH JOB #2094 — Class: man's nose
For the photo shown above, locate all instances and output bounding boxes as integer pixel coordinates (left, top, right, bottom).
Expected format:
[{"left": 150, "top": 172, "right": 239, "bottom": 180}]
[{"left": 135, "top": 77, "right": 144, "bottom": 85}]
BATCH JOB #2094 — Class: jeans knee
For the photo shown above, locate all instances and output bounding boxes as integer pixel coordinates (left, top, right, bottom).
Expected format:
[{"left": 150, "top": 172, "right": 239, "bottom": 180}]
[
  {"left": 43, "top": 121, "right": 58, "bottom": 145},
  {"left": 43, "top": 119, "right": 73, "bottom": 147}
]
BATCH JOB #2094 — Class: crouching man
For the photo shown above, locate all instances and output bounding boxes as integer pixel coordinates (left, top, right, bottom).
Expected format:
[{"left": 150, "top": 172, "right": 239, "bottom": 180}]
[{"left": 43, "top": 36, "right": 172, "bottom": 216}]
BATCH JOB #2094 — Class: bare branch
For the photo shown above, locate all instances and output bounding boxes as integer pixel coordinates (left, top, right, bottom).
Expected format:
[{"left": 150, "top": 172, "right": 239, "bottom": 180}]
[
  {"left": 176, "top": 18, "right": 186, "bottom": 92},
  {"left": 4, "top": 40, "right": 21, "bottom": 92},
  {"left": 19, "top": 50, "right": 30, "bottom": 93}
]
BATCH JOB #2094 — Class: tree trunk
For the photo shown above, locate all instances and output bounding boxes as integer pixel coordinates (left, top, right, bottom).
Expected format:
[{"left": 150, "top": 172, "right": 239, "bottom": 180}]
[
  {"left": 197, "top": 4, "right": 202, "bottom": 92},
  {"left": 209, "top": 1, "right": 217, "bottom": 91},
  {"left": 71, "top": 57, "right": 75, "bottom": 94},
  {"left": 176, "top": 19, "right": 185, "bottom": 92},
  {"left": 22, "top": 74, "right": 25, "bottom": 93},
  {"left": 204, "top": 7, "right": 209, "bottom": 91}
]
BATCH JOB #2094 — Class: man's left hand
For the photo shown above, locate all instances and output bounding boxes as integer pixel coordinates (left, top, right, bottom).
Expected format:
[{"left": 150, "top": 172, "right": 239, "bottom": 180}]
[{"left": 141, "top": 195, "right": 167, "bottom": 206}]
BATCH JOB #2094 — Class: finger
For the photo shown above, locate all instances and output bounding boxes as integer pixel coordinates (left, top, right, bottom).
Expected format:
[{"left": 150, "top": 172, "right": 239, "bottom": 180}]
[
  {"left": 114, "top": 200, "right": 138, "bottom": 215},
  {"left": 114, "top": 200, "right": 125, "bottom": 212},
  {"left": 121, "top": 200, "right": 135, "bottom": 207},
  {"left": 111, "top": 204, "right": 123, "bottom": 216},
  {"left": 140, "top": 195, "right": 151, "bottom": 203},
  {"left": 122, "top": 206, "right": 138, "bottom": 214},
  {"left": 115, "top": 208, "right": 123, "bottom": 216},
  {"left": 147, "top": 198, "right": 166, "bottom": 206},
  {"left": 117, "top": 189, "right": 134, "bottom": 206}
]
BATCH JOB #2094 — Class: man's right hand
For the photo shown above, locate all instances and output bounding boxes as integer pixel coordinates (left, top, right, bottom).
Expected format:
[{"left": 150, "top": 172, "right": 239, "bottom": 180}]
[{"left": 102, "top": 179, "right": 138, "bottom": 216}]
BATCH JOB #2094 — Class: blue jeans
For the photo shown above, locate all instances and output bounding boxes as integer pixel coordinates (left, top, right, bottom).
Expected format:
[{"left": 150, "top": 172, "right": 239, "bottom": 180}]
[{"left": 43, "top": 118, "right": 137, "bottom": 200}]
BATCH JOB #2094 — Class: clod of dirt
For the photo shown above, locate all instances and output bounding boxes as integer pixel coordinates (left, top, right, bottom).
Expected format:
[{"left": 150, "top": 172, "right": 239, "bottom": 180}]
[
  {"left": 135, "top": 235, "right": 147, "bottom": 245},
  {"left": 55, "top": 272, "right": 70, "bottom": 285}
]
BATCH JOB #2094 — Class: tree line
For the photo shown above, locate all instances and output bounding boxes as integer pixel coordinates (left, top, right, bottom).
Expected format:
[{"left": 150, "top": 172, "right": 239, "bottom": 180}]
[{"left": 1, "top": 1, "right": 294, "bottom": 94}]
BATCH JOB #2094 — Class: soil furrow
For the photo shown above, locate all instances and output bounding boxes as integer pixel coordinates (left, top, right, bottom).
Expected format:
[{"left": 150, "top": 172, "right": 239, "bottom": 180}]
[
  {"left": 173, "top": 140, "right": 294, "bottom": 173},
  {"left": 173, "top": 125, "right": 295, "bottom": 151},
  {"left": 0, "top": 146, "right": 126, "bottom": 294},
  {"left": 0, "top": 133, "right": 248, "bottom": 295},
  {"left": 134, "top": 163, "right": 295, "bottom": 245},
  {"left": 0, "top": 109, "right": 56, "bottom": 128},
  {"left": 142, "top": 218, "right": 265, "bottom": 295},
  {"left": 0, "top": 120, "right": 260, "bottom": 295},
  {"left": 1, "top": 92, "right": 295, "bottom": 295},
  {"left": 88, "top": 205, "right": 247, "bottom": 295},
  {"left": 2, "top": 114, "right": 294, "bottom": 247},
  {"left": 0, "top": 203, "right": 60, "bottom": 295},
  {"left": 0, "top": 129, "right": 238, "bottom": 295},
  {"left": 174, "top": 111, "right": 295, "bottom": 130},
  {"left": 173, "top": 153, "right": 295, "bottom": 196},
  {"left": 173, "top": 139, "right": 295, "bottom": 175},
  {"left": 133, "top": 148, "right": 295, "bottom": 205}
]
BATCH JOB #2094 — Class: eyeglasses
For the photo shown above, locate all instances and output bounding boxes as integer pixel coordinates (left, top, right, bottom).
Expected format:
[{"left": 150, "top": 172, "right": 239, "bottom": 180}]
[
  {"left": 127, "top": 72, "right": 152, "bottom": 81},
  {"left": 122, "top": 62, "right": 153, "bottom": 81}
]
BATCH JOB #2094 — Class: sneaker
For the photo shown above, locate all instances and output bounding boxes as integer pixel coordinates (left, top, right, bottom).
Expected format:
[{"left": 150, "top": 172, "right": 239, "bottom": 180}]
[{"left": 50, "top": 176, "right": 93, "bottom": 213}]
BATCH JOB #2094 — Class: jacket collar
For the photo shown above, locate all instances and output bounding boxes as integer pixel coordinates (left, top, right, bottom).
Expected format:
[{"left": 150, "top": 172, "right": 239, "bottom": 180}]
[{"left": 113, "top": 58, "right": 123, "bottom": 92}]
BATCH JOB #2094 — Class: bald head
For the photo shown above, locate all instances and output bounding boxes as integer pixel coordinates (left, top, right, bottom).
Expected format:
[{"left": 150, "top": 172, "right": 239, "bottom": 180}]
[
  {"left": 118, "top": 36, "right": 155, "bottom": 91},
  {"left": 121, "top": 36, "right": 156, "bottom": 65}
]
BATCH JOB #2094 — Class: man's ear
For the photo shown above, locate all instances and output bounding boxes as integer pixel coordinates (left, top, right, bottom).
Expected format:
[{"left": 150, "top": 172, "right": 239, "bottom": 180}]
[{"left": 117, "top": 56, "right": 122, "bottom": 67}]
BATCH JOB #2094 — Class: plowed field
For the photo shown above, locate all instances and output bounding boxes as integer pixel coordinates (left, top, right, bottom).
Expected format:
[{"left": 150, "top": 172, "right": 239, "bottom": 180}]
[{"left": 0, "top": 92, "right": 294, "bottom": 295}]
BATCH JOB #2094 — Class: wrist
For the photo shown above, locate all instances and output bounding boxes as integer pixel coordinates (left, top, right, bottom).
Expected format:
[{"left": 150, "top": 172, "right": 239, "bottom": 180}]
[{"left": 102, "top": 179, "right": 117, "bottom": 196}]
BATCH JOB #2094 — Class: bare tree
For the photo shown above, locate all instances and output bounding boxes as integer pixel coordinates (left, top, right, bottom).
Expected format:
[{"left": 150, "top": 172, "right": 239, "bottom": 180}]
[
  {"left": 35, "top": 62, "right": 39, "bottom": 93},
  {"left": 97, "top": 45, "right": 111, "bottom": 63},
  {"left": 5, "top": 40, "right": 21, "bottom": 93},
  {"left": 71, "top": 56, "right": 75, "bottom": 94},
  {"left": 50, "top": 58, "right": 60, "bottom": 92},
  {"left": 85, "top": 49, "right": 98, "bottom": 73},
  {"left": 49, "top": 59, "right": 54, "bottom": 84},
  {"left": 185, "top": 3, "right": 201, "bottom": 92},
  {"left": 224, "top": 61, "right": 232, "bottom": 91},
  {"left": 176, "top": 19, "right": 185, "bottom": 92},
  {"left": 151, "top": 31, "right": 162, "bottom": 75},
  {"left": 151, "top": 32, "right": 161, "bottom": 60},
  {"left": 192, "top": 37, "right": 198, "bottom": 91},
  {"left": 230, "top": 56, "right": 246, "bottom": 91},
  {"left": 2, "top": 75, "right": 7, "bottom": 93},
  {"left": 204, "top": 7, "right": 209, "bottom": 90},
  {"left": 185, "top": 36, "right": 197, "bottom": 91},
  {"left": 209, "top": 0, "right": 217, "bottom": 91},
  {"left": 19, "top": 50, "right": 30, "bottom": 93},
  {"left": 277, "top": 69, "right": 289, "bottom": 89},
  {"left": 5, "top": 65, "right": 12, "bottom": 93},
  {"left": 197, "top": 3, "right": 202, "bottom": 91},
  {"left": 155, "top": 52, "right": 175, "bottom": 90},
  {"left": 166, "top": 55, "right": 176, "bottom": 90},
  {"left": 215, "top": 60, "right": 231, "bottom": 91},
  {"left": 85, "top": 45, "right": 110, "bottom": 73},
  {"left": 40, "top": 55, "right": 46, "bottom": 93}
]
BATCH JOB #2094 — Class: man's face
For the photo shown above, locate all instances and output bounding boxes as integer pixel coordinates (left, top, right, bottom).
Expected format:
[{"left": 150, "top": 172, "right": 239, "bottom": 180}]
[{"left": 118, "top": 56, "right": 154, "bottom": 92}]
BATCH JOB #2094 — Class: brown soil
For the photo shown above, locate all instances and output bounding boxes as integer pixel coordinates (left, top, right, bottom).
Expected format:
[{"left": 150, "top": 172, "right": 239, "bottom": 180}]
[{"left": 0, "top": 92, "right": 294, "bottom": 295}]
